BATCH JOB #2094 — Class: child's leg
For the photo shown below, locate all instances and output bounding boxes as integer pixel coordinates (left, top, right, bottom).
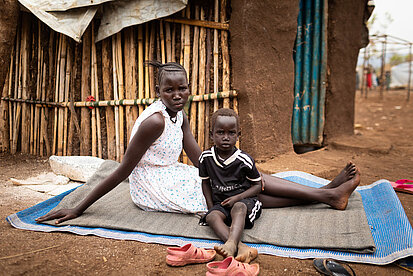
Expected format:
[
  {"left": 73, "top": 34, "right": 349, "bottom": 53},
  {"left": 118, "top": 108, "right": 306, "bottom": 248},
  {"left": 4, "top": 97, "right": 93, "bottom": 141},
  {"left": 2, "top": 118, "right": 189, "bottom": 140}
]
[
  {"left": 259, "top": 166, "right": 360, "bottom": 210},
  {"left": 207, "top": 203, "right": 247, "bottom": 258}
]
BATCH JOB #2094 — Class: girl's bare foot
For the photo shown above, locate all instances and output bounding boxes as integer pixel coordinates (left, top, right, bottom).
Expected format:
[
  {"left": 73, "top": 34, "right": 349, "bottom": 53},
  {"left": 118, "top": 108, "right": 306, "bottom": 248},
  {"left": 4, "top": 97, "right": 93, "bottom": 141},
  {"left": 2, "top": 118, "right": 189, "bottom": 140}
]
[
  {"left": 324, "top": 162, "right": 357, "bottom": 189},
  {"left": 235, "top": 242, "right": 258, "bottom": 263},
  {"left": 328, "top": 169, "right": 361, "bottom": 210},
  {"left": 214, "top": 240, "right": 237, "bottom": 258}
]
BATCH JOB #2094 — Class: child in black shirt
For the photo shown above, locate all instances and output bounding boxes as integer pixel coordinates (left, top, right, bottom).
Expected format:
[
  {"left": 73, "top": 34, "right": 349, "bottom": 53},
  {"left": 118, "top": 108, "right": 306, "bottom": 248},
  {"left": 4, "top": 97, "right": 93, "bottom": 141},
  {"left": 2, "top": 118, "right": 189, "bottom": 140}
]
[{"left": 199, "top": 108, "right": 262, "bottom": 263}]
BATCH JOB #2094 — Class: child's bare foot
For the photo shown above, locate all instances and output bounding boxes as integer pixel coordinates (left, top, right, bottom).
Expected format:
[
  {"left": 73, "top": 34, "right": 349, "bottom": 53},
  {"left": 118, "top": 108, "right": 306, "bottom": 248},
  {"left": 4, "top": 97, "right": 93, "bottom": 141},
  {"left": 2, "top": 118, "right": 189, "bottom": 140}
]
[
  {"left": 235, "top": 242, "right": 258, "bottom": 263},
  {"left": 324, "top": 162, "right": 357, "bottom": 189},
  {"left": 214, "top": 240, "right": 237, "bottom": 258},
  {"left": 328, "top": 169, "right": 361, "bottom": 210}
]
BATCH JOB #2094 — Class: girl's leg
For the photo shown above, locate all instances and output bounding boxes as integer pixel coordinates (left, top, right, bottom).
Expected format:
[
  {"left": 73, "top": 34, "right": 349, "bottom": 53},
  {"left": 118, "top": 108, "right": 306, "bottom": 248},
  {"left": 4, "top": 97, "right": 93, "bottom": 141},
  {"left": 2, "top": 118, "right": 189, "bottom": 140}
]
[{"left": 258, "top": 166, "right": 360, "bottom": 210}]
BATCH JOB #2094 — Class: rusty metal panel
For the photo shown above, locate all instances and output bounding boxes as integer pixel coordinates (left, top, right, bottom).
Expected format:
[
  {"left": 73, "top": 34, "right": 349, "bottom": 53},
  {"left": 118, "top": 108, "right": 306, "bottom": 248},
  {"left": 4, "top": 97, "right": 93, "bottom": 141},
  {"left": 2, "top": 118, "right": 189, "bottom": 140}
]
[{"left": 292, "top": 0, "right": 327, "bottom": 145}]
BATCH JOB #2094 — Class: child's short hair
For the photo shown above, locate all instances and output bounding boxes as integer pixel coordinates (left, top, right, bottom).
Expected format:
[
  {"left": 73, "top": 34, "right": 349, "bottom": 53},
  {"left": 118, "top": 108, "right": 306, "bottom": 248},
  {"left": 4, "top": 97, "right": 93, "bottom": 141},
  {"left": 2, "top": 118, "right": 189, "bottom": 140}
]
[
  {"left": 146, "top": 61, "right": 187, "bottom": 85},
  {"left": 210, "top": 108, "right": 240, "bottom": 131}
]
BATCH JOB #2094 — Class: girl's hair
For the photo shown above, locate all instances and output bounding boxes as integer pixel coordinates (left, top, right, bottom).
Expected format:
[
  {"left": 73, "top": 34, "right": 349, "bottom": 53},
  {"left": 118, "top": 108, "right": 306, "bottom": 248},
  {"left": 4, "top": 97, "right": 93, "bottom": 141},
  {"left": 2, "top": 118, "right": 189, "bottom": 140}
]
[
  {"left": 146, "top": 61, "right": 187, "bottom": 84},
  {"left": 210, "top": 108, "right": 240, "bottom": 132}
]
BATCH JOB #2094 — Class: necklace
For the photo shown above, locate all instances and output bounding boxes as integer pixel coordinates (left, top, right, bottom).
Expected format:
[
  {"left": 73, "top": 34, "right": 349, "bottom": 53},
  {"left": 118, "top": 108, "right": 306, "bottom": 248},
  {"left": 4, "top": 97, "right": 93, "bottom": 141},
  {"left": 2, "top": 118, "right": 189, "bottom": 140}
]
[{"left": 170, "top": 116, "right": 177, "bottom": 123}]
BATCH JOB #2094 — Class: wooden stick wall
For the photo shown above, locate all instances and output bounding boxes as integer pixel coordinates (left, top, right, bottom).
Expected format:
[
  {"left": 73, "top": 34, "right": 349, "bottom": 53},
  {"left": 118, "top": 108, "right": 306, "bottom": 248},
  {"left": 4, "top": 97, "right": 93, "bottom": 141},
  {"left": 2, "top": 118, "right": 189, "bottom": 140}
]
[{"left": 0, "top": 1, "right": 237, "bottom": 163}]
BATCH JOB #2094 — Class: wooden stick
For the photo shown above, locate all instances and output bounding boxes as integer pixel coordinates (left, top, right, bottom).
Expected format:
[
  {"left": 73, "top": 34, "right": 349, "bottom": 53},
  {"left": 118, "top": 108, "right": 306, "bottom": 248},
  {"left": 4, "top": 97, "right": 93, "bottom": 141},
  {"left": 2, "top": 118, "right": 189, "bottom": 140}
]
[
  {"left": 0, "top": 71, "right": 10, "bottom": 152},
  {"left": 165, "top": 22, "right": 172, "bottom": 62},
  {"left": 102, "top": 38, "right": 116, "bottom": 160},
  {"left": 63, "top": 40, "right": 71, "bottom": 156},
  {"left": 197, "top": 6, "right": 207, "bottom": 150},
  {"left": 190, "top": 5, "right": 200, "bottom": 145},
  {"left": 180, "top": 9, "right": 185, "bottom": 66},
  {"left": 145, "top": 24, "right": 150, "bottom": 99},
  {"left": 138, "top": 25, "right": 144, "bottom": 115},
  {"left": 115, "top": 33, "right": 125, "bottom": 160},
  {"left": 91, "top": 30, "right": 102, "bottom": 158},
  {"left": 11, "top": 27, "right": 20, "bottom": 153},
  {"left": 149, "top": 22, "right": 156, "bottom": 98},
  {"left": 182, "top": 4, "right": 191, "bottom": 164},
  {"left": 124, "top": 27, "right": 137, "bottom": 143},
  {"left": 7, "top": 47, "right": 14, "bottom": 151},
  {"left": 221, "top": 0, "right": 230, "bottom": 108},
  {"left": 213, "top": 0, "right": 219, "bottom": 112},
  {"left": 159, "top": 21, "right": 166, "bottom": 63},
  {"left": 80, "top": 28, "right": 91, "bottom": 156},
  {"left": 171, "top": 23, "right": 176, "bottom": 62},
  {"left": 52, "top": 34, "right": 62, "bottom": 155},
  {"left": 33, "top": 23, "right": 42, "bottom": 154},
  {"left": 20, "top": 14, "right": 30, "bottom": 153},
  {"left": 204, "top": 6, "right": 213, "bottom": 150},
  {"left": 58, "top": 36, "right": 67, "bottom": 156},
  {"left": 162, "top": 18, "right": 229, "bottom": 30},
  {"left": 112, "top": 36, "right": 121, "bottom": 161},
  {"left": 40, "top": 60, "right": 46, "bottom": 156},
  {"left": 29, "top": 25, "right": 35, "bottom": 154}
]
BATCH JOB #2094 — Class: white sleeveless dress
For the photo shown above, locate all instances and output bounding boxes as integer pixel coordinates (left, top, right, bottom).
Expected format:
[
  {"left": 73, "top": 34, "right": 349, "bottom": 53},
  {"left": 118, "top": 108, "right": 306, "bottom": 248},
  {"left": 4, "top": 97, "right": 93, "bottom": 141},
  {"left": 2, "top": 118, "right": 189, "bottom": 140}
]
[{"left": 128, "top": 100, "right": 207, "bottom": 214}]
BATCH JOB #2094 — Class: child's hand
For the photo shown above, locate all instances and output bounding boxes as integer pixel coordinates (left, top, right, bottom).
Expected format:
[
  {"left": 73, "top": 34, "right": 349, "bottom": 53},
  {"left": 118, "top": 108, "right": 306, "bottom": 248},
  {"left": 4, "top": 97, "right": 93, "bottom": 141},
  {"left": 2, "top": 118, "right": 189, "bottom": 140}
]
[
  {"left": 221, "top": 195, "right": 241, "bottom": 208},
  {"left": 35, "top": 208, "right": 81, "bottom": 224}
]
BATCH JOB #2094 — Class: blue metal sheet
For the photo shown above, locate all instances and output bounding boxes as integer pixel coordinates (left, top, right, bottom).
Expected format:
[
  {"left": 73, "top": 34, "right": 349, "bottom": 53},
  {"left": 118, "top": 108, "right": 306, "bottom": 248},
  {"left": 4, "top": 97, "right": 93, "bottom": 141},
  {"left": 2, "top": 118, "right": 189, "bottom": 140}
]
[{"left": 292, "top": 0, "right": 327, "bottom": 145}]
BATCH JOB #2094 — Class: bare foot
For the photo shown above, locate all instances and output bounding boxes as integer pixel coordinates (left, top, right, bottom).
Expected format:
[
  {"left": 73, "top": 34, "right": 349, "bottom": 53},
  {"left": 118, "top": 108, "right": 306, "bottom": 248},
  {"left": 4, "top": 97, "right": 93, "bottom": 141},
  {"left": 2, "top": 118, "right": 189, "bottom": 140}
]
[
  {"left": 235, "top": 242, "right": 258, "bottom": 263},
  {"left": 328, "top": 169, "right": 361, "bottom": 210},
  {"left": 214, "top": 240, "right": 237, "bottom": 258},
  {"left": 324, "top": 162, "right": 356, "bottom": 189}
]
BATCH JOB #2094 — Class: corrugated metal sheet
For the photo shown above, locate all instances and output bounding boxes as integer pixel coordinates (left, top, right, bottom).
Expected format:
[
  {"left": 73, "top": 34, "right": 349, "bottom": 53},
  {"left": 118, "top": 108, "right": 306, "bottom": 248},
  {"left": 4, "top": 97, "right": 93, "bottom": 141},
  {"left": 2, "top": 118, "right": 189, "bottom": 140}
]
[{"left": 292, "top": 0, "right": 327, "bottom": 145}]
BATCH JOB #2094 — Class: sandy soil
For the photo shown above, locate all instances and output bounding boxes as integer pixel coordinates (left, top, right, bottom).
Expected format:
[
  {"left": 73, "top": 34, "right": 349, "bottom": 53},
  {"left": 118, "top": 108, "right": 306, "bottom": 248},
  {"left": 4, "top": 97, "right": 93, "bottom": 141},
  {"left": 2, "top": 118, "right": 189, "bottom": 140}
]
[{"left": 0, "top": 89, "right": 412, "bottom": 275}]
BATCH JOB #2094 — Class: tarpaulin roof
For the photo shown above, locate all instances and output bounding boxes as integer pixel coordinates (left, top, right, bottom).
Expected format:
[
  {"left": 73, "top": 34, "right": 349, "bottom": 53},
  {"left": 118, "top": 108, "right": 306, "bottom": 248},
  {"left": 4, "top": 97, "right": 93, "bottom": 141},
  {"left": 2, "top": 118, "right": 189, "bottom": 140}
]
[{"left": 18, "top": 0, "right": 188, "bottom": 43}]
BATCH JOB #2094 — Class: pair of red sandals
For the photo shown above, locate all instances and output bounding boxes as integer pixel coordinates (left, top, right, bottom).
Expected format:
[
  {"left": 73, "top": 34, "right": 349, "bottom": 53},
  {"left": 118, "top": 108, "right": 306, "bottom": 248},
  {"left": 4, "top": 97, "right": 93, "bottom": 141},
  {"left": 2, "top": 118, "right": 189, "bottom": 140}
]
[
  {"left": 166, "top": 243, "right": 259, "bottom": 276},
  {"left": 391, "top": 179, "right": 413, "bottom": 194}
]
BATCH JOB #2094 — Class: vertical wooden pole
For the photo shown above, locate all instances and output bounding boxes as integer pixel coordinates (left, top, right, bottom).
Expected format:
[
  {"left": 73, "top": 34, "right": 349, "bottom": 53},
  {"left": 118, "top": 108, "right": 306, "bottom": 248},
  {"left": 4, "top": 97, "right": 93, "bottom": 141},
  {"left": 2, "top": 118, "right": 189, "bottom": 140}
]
[
  {"left": 204, "top": 6, "right": 213, "bottom": 150},
  {"left": 182, "top": 4, "right": 191, "bottom": 164},
  {"left": 116, "top": 33, "right": 125, "bottom": 160},
  {"left": 52, "top": 34, "right": 62, "bottom": 155},
  {"left": 57, "top": 36, "right": 67, "bottom": 156},
  {"left": 213, "top": 0, "right": 219, "bottom": 111},
  {"left": 171, "top": 24, "right": 176, "bottom": 62},
  {"left": 197, "top": 6, "right": 207, "bottom": 150},
  {"left": 112, "top": 36, "right": 121, "bottom": 161},
  {"left": 149, "top": 23, "right": 156, "bottom": 98},
  {"left": 165, "top": 22, "right": 172, "bottom": 62},
  {"left": 138, "top": 25, "right": 145, "bottom": 114},
  {"left": 145, "top": 24, "right": 151, "bottom": 99},
  {"left": 159, "top": 21, "right": 166, "bottom": 64},
  {"left": 102, "top": 38, "right": 116, "bottom": 160},
  {"left": 11, "top": 26, "right": 21, "bottom": 154},
  {"left": 190, "top": 5, "right": 200, "bottom": 144},
  {"left": 124, "top": 27, "right": 137, "bottom": 143},
  {"left": 63, "top": 41, "right": 71, "bottom": 156},
  {"left": 221, "top": 0, "right": 230, "bottom": 108},
  {"left": 20, "top": 14, "right": 30, "bottom": 153},
  {"left": 80, "top": 28, "right": 91, "bottom": 156}
]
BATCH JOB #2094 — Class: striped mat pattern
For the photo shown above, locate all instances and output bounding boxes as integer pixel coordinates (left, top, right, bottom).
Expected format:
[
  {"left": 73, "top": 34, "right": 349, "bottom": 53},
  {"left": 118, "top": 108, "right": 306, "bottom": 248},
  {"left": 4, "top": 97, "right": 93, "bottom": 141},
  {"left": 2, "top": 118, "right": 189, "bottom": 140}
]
[{"left": 6, "top": 171, "right": 413, "bottom": 265}]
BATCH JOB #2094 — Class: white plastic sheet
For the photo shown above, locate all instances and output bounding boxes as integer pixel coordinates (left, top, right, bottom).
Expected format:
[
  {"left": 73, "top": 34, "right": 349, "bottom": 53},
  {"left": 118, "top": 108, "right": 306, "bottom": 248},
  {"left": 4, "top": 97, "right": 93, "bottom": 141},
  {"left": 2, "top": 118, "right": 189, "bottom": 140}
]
[
  {"left": 390, "top": 61, "right": 413, "bottom": 88},
  {"left": 18, "top": 0, "right": 187, "bottom": 43}
]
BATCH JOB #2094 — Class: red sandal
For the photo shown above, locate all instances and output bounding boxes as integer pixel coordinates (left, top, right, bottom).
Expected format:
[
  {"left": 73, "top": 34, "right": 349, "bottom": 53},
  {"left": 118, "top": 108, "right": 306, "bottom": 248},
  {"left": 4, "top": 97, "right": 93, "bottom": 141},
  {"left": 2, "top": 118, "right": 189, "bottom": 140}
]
[
  {"left": 206, "top": 256, "right": 259, "bottom": 276},
  {"left": 166, "top": 243, "right": 216, "bottom": 267}
]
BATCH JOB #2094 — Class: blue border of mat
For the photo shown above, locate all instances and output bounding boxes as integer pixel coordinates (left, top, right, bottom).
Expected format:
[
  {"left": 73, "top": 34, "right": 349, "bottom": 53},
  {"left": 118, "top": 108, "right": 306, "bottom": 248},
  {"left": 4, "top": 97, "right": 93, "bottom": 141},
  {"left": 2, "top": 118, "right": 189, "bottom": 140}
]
[{"left": 6, "top": 171, "right": 413, "bottom": 265}]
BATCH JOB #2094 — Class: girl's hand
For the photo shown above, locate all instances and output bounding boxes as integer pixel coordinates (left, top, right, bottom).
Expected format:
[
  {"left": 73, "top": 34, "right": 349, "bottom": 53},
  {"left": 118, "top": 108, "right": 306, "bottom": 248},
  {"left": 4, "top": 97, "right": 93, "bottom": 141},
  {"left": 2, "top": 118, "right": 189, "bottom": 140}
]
[
  {"left": 35, "top": 208, "right": 81, "bottom": 224},
  {"left": 221, "top": 195, "right": 241, "bottom": 208}
]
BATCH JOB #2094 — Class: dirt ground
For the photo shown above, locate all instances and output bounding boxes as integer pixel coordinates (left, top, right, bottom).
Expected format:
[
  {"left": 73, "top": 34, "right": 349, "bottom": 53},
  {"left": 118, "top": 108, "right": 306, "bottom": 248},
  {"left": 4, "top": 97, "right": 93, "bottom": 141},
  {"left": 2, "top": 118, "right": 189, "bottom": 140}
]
[{"left": 0, "top": 89, "right": 412, "bottom": 275}]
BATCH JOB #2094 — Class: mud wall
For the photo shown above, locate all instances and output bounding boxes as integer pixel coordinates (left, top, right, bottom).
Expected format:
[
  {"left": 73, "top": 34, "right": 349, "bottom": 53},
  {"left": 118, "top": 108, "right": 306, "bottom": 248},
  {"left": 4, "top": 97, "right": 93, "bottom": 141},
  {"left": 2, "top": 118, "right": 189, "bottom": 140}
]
[
  {"left": 230, "top": 0, "right": 299, "bottom": 160},
  {"left": 324, "top": 0, "right": 366, "bottom": 142}
]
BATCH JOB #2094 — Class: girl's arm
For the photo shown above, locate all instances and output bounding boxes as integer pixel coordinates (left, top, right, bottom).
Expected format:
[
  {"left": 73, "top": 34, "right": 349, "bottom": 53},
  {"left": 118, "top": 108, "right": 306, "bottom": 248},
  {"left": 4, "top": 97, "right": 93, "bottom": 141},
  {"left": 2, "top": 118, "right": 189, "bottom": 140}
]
[
  {"left": 36, "top": 113, "right": 165, "bottom": 224},
  {"left": 182, "top": 112, "right": 202, "bottom": 167},
  {"left": 201, "top": 179, "right": 214, "bottom": 210}
]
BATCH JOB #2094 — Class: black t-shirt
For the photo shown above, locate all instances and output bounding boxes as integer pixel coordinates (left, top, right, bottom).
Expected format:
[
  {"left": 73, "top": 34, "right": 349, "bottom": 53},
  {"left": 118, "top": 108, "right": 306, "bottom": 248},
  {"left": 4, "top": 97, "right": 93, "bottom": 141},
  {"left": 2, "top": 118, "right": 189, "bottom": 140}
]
[{"left": 199, "top": 146, "right": 261, "bottom": 205}]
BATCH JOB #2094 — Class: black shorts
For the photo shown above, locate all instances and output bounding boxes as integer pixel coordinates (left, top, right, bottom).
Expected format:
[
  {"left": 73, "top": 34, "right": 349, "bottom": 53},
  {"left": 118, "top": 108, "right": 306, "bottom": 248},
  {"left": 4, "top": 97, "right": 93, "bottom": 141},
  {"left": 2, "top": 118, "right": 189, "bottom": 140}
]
[{"left": 200, "top": 198, "right": 262, "bottom": 229}]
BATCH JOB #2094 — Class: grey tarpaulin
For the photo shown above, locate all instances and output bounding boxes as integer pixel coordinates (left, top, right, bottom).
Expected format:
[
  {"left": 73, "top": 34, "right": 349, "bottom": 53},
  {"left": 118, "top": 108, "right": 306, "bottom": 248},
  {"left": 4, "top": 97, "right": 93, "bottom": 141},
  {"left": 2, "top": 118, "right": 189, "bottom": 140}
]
[{"left": 18, "top": 0, "right": 188, "bottom": 43}]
